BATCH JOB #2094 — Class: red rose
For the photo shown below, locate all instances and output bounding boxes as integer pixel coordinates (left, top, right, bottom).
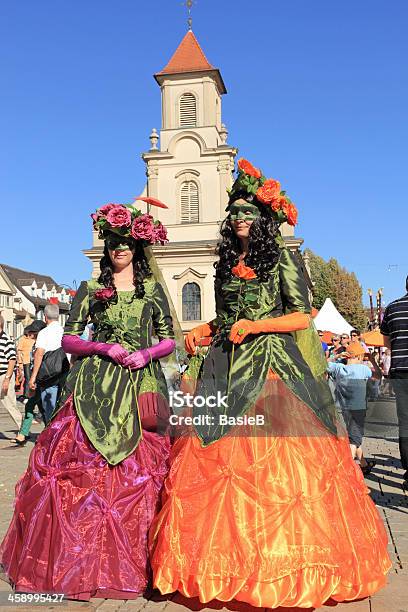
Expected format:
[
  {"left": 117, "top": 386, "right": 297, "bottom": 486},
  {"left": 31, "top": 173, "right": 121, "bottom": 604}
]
[
  {"left": 237, "top": 158, "right": 261, "bottom": 179},
  {"left": 106, "top": 205, "right": 132, "bottom": 228},
  {"left": 154, "top": 222, "right": 168, "bottom": 245},
  {"left": 94, "top": 287, "right": 116, "bottom": 301},
  {"left": 131, "top": 214, "right": 156, "bottom": 242},
  {"left": 256, "top": 179, "right": 281, "bottom": 204}
]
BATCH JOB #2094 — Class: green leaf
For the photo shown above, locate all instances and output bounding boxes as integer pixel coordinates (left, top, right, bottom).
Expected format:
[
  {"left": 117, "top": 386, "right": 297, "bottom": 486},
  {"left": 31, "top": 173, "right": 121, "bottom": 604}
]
[
  {"left": 244, "top": 293, "right": 258, "bottom": 302},
  {"left": 127, "top": 317, "right": 138, "bottom": 329}
]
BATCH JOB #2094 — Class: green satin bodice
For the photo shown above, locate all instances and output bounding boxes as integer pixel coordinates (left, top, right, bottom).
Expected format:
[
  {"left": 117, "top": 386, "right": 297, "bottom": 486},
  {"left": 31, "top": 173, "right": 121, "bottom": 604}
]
[
  {"left": 56, "top": 277, "right": 174, "bottom": 465},
  {"left": 189, "top": 247, "right": 337, "bottom": 445}
]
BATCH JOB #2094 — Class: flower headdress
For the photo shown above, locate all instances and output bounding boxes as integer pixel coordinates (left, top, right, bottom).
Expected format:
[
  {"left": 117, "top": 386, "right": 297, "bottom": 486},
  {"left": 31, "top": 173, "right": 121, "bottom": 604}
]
[
  {"left": 91, "top": 197, "right": 168, "bottom": 245},
  {"left": 226, "top": 158, "right": 298, "bottom": 226}
]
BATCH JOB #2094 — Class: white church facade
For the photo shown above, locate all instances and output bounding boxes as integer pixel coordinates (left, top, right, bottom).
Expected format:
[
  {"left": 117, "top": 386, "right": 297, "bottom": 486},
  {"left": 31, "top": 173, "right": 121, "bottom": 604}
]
[{"left": 85, "top": 31, "right": 304, "bottom": 332}]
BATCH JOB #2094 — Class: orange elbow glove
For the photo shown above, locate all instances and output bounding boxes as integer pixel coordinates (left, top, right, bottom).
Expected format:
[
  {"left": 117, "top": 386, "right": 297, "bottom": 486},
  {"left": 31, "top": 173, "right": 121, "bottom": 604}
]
[
  {"left": 185, "top": 321, "right": 215, "bottom": 355},
  {"left": 229, "top": 312, "right": 310, "bottom": 345}
]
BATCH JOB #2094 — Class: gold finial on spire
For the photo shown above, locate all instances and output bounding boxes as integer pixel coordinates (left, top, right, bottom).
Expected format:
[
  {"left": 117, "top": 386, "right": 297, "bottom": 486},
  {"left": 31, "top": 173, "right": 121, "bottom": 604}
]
[{"left": 185, "top": 0, "right": 194, "bottom": 30}]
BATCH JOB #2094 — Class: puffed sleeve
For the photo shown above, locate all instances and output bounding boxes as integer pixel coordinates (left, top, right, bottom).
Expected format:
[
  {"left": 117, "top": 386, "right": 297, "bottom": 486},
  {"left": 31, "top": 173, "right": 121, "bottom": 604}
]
[
  {"left": 152, "top": 282, "right": 175, "bottom": 340},
  {"left": 64, "top": 281, "right": 90, "bottom": 336},
  {"left": 279, "top": 248, "right": 312, "bottom": 314}
]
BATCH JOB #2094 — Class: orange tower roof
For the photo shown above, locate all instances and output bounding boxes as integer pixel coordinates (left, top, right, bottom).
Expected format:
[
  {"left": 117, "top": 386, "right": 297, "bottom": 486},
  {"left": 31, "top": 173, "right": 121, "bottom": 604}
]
[
  {"left": 158, "top": 31, "right": 213, "bottom": 74},
  {"left": 155, "top": 31, "right": 226, "bottom": 94}
]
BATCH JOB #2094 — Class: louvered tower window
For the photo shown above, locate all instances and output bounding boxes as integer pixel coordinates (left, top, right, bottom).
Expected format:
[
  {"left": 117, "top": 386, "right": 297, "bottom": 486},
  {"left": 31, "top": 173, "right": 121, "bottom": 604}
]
[
  {"left": 180, "top": 181, "right": 199, "bottom": 224},
  {"left": 179, "top": 93, "right": 197, "bottom": 127},
  {"left": 182, "top": 282, "right": 201, "bottom": 321}
]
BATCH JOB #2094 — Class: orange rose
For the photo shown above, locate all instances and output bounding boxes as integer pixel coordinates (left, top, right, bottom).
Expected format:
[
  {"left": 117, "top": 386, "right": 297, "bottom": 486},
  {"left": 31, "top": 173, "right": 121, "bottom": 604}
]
[
  {"left": 237, "top": 158, "right": 261, "bottom": 179},
  {"left": 282, "top": 200, "right": 298, "bottom": 226},
  {"left": 270, "top": 194, "right": 287, "bottom": 211},
  {"left": 231, "top": 261, "right": 257, "bottom": 280},
  {"left": 256, "top": 178, "right": 281, "bottom": 204}
]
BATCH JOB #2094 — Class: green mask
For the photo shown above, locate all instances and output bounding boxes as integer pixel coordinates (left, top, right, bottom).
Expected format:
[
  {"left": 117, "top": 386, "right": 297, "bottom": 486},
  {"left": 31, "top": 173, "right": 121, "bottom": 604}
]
[
  {"left": 229, "top": 202, "right": 261, "bottom": 222},
  {"left": 105, "top": 236, "right": 133, "bottom": 251}
]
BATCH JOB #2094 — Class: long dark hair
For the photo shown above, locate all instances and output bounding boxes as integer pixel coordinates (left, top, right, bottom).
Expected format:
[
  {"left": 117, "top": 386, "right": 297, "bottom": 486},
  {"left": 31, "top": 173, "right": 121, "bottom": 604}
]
[
  {"left": 98, "top": 240, "right": 151, "bottom": 299},
  {"left": 215, "top": 193, "right": 282, "bottom": 286}
]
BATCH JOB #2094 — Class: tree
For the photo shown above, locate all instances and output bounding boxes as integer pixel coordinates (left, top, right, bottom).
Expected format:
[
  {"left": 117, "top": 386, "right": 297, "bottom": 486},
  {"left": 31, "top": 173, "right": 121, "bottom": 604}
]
[
  {"left": 304, "top": 249, "right": 331, "bottom": 309},
  {"left": 305, "top": 250, "right": 368, "bottom": 330}
]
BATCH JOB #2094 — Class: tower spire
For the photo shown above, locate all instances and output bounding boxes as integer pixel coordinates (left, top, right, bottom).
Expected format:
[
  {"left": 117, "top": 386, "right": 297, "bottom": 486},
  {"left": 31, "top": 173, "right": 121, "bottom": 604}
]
[{"left": 185, "top": 0, "right": 194, "bottom": 31}]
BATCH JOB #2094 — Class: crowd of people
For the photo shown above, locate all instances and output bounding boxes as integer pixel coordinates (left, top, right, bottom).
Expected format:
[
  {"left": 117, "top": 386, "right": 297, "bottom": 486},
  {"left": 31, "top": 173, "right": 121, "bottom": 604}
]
[
  {"left": 0, "top": 305, "right": 67, "bottom": 445},
  {"left": 315, "top": 328, "right": 396, "bottom": 476}
]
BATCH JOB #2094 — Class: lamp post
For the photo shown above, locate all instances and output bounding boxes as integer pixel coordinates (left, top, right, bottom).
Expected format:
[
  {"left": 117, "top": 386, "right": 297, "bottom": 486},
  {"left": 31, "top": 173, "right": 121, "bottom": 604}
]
[
  {"left": 367, "top": 289, "right": 374, "bottom": 329},
  {"left": 377, "top": 288, "right": 383, "bottom": 326}
]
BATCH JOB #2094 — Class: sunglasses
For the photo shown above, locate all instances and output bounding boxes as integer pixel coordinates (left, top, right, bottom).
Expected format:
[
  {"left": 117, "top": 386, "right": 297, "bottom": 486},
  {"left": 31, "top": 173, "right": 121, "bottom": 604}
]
[
  {"left": 332, "top": 338, "right": 340, "bottom": 342},
  {"left": 341, "top": 336, "right": 349, "bottom": 340}
]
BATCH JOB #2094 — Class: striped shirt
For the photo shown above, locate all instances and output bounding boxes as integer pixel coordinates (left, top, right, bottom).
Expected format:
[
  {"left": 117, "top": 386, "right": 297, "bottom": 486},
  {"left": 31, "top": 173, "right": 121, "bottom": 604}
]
[
  {"left": 380, "top": 293, "right": 408, "bottom": 373},
  {"left": 0, "top": 330, "right": 16, "bottom": 375}
]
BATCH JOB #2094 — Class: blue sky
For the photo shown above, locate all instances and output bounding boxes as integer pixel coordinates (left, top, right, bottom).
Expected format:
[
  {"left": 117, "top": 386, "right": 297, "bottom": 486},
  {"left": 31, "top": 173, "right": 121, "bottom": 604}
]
[{"left": 1, "top": 0, "right": 407, "bottom": 305}]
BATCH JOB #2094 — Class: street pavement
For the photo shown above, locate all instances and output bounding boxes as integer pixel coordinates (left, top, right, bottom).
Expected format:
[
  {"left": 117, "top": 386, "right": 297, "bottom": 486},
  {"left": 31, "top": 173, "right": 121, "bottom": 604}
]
[{"left": 0, "top": 398, "right": 406, "bottom": 611}]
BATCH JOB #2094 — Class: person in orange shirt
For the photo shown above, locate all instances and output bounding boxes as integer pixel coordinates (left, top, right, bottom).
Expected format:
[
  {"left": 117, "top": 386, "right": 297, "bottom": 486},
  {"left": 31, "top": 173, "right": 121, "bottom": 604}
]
[{"left": 17, "top": 329, "right": 35, "bottom": 401}]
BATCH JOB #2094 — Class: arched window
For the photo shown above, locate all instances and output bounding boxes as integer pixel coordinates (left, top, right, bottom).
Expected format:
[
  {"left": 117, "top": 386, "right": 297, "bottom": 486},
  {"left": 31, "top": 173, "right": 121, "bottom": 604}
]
[
  {"left": 180, "top": 181, "right": 199, "bottom": 224},
  {"left": 179, "top": 93, "right": 197, "bottom": 128},
  {"left": 182, "top": 282, "right": 201, "bottom": 321}
]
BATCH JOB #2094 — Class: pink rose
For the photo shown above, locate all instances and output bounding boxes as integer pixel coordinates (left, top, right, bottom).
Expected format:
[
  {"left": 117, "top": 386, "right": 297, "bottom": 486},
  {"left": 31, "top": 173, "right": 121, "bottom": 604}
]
[
  {"left": 106, "top": 205, "right": 132, "bottom": 228},
  {"left": 131, "top": 214, "right": 156, "bottom": 242},
  {"left": 91, "top": 213, "right": 99, "bottom": 223},
  {"left": 99, "top": 203, "right": 117, "bottom": 216},
  {"left": 154, "top": 222, "right": 168, "bottom": 245},
  {"left": 94, "top": 287, "right": 116, "bottom": 302}
]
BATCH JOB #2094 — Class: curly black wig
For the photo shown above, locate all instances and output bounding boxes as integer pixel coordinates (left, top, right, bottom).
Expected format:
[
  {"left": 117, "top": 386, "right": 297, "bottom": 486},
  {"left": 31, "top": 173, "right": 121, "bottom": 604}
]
[
  {"left": 215, "top": 192, "right": 282, "bottom": 286},
  {"left": 98, "top": 239, "right": 151, "bottom": 299}
]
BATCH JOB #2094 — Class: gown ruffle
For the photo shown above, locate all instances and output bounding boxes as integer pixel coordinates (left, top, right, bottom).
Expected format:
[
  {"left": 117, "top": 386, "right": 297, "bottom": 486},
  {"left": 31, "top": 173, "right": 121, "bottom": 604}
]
[
  {"left": 149, "top": 377, "right": 391, "bottom": 609},
  {"left": 0, "top": 396, "right": 170, "bottom": 600}
]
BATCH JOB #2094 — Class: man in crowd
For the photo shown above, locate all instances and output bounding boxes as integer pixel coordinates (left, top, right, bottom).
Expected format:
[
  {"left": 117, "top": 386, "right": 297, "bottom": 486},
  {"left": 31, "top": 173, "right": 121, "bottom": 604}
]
[
  {"left": 29, "top": 304, "right": 64, "bottom": 422},
  {"left": 317, "top": 330, "right": 329, "bottom": 358},
  {"left": 328, "top": 341, "right": 382, "bottom": 474},
  {"left": 0, "top": 314, "right": 22, "bottom": 430},
  {"left": 380, "top": 276, "right": 408, "bottom": 486},
  {"left": 14, "top": 320, "right": 46, "bottom": 445}
]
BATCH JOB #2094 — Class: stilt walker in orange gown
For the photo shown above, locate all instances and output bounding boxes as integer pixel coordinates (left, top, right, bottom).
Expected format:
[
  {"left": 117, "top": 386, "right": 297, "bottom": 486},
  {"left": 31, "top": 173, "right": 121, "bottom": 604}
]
[{"left": 149, "top": 159, "right": 391, "bottom": 609}]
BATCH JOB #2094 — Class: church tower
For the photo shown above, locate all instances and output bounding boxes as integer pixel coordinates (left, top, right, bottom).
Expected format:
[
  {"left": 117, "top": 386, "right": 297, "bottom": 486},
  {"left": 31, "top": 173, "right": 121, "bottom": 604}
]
[{"left": 141, "top": 31, "right": 236, "bottom": 331}]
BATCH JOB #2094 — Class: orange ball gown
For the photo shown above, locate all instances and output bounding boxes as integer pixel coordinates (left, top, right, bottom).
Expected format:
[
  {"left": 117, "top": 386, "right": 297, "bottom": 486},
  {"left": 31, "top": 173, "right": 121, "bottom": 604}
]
[{"left": 149, "top": 251, "right": 391, "bottom": 608}]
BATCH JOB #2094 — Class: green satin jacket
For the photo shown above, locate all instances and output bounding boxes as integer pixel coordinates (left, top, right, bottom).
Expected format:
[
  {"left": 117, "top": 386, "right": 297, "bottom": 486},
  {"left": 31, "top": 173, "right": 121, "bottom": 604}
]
[
  {"left": 56, "top": 277, "right": 174, "bottom": 465},
  {"left": 188, "top": 247, "right": 337, "bottom": 445}
]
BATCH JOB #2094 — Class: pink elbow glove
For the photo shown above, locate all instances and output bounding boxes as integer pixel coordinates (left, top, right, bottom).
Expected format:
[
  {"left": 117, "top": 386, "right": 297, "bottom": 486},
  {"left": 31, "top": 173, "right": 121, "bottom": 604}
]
[
  {"left": 61, "top": 335, "right": 129, "bottom": 366},
  {"left": 122, "top": 338, "right": 176, "bottom": 371}
]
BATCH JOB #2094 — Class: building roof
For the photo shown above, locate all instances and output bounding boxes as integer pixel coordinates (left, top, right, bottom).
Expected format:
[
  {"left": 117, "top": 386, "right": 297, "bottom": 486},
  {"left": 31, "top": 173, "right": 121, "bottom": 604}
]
[
  {"left": 0, "top": 263, "right": 64, "bottom": 292},
  {"left": 0, "top": 263, "right": 71, "bottom": 311},
  {"left": 155, "top": 31, "right": 227, "bottom": 94}
]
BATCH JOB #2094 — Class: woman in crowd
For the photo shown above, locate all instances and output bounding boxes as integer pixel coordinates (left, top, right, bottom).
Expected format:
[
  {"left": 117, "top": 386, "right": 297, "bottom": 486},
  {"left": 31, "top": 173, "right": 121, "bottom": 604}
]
[
  {"left": 1, "top": 200, "right": 175, "bottom": 600},
  {"left": 150, "top": 159, "right": 391, "bottom": 609}
]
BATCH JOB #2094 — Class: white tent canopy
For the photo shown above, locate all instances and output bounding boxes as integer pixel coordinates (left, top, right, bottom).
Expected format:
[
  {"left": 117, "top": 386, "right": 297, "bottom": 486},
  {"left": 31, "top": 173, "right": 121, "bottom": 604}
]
[{"left": 313, "top": 298, "right": 353, "bottom": 335}]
